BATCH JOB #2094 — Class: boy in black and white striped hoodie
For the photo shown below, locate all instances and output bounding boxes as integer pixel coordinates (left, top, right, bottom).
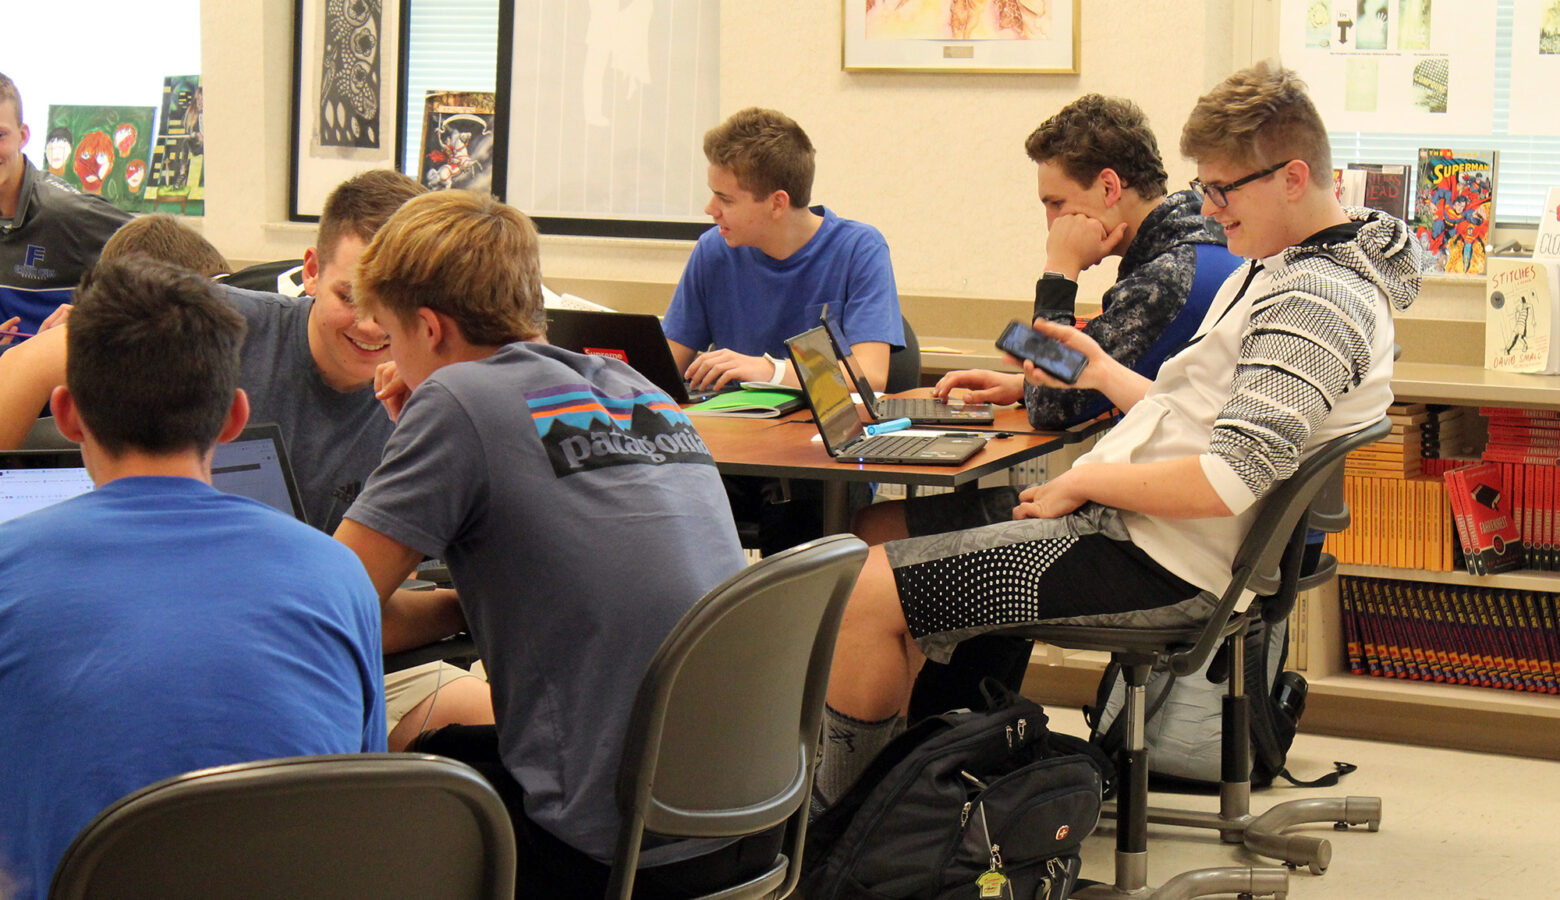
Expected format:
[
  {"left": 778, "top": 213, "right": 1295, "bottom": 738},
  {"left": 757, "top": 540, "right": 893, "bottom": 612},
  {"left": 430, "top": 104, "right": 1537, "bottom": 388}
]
[{"left": 815, "top": 61, "right": 1424, "bottom": 809}]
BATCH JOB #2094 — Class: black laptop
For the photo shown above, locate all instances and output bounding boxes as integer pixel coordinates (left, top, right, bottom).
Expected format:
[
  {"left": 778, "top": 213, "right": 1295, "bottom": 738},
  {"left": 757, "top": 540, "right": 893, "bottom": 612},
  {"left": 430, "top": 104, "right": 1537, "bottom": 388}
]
[
  {"left": 785, "top": 326, "right": 987, "bottom": 466},
  {"left": 0, "top": 422, "right": 309, "bottom": 525},
  {"left": 819, "top": 310, "right": 994, "bottom": 425},
  {"left": 544, "top": 308, "right": 737, "bottom": 404}
]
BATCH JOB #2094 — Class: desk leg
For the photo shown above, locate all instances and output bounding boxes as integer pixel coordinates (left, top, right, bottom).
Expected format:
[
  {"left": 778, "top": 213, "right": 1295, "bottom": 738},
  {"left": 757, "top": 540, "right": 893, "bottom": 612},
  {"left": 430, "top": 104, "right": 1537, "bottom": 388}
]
[{"left": 821, "top": 480, "right": 850, "bottom": 535}]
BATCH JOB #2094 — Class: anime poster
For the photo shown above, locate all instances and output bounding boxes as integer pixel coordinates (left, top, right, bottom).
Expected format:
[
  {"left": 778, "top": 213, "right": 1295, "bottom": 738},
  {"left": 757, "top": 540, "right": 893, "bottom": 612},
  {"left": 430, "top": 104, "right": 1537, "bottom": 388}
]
[
  {"left": 1413, "top": 147, "right": 1496, "bottom": 275},
  {"left": 417, "top": 92, "right": 495, "bottom": 194},
  {"left": 45, "top": 105, "right": 156, "bottom": 214},
  {"left": 317, "top": 0, "right": 382, "bottom": 148},
  {"left": 146, "top": 75, "right": 204, "bottom": 216}
]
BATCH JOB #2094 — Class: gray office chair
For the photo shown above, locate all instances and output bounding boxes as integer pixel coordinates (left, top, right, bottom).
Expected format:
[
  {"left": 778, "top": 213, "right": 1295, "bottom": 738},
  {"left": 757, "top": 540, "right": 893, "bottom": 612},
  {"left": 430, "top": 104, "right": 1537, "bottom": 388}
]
[
  {"left": 50, "top": 754, "right": 516, "bottom": 900},
  {"left": 1002, "top": 418, "right": 1391, "bottom": 899},
  {"left": 22, "top": 416, "right": 71, "bottom": 450},
  {"left": 607, "top": 534, "right": 869, "bottom": 900}
]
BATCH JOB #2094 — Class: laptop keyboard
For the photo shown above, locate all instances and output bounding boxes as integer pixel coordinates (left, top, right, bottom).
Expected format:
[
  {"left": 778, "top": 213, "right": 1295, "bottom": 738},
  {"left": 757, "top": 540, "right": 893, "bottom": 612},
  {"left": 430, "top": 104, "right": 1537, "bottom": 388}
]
[
  {"left": 881, "top": 397, "right": 959, "bottom": 418},
  {"left": 861, "top": 434, "right": 935, "bottom": 456}
]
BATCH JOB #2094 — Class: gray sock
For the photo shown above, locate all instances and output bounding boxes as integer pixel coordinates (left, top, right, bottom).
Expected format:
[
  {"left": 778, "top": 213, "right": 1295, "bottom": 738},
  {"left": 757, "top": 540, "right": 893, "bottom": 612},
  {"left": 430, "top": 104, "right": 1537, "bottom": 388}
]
[{"left": 813, "top": 705, "right": 904, "bottom": 814}]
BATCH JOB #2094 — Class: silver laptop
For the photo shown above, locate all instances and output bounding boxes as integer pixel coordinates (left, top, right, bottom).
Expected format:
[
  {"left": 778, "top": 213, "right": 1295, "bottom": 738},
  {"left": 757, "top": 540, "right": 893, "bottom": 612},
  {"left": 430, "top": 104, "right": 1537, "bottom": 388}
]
[
  {"left": 0, "top": 422, "right": 308, "bottom": 525},
  {"left": 819, "top": 309, "right": 994, "bottom": 425},
  {"left": 785, "top": 326, "right": 987, "bottom": 466}
]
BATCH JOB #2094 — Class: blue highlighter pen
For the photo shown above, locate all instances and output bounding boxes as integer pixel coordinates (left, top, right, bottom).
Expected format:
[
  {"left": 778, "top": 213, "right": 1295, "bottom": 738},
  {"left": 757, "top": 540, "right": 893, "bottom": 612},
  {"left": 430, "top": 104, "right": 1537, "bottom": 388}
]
[{"left": 864, "top": 417, "right": 913, "bottom": 437}]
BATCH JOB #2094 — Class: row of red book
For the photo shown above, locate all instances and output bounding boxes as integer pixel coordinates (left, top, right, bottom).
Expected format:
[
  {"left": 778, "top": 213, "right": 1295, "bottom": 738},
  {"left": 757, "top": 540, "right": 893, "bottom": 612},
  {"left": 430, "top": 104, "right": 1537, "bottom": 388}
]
[{"left": 1340, "top": 576, "right": 1560, "bottom": 694}]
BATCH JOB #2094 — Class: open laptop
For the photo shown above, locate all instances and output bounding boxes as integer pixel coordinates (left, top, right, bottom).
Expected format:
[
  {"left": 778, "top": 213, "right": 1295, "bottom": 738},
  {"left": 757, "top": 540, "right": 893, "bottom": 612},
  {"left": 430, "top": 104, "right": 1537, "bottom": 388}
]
[
  {"left": 819, "top": 310, "right": 995, "bottom": 425},
  {"left": 0, "top": 422, "right": 309, "bottom": 526},
  {"left": 544, "top": 308, "right": 737, "bottom": 404},
  {"left": 785, "top": 326, "right": 987, "bottom": 466}
]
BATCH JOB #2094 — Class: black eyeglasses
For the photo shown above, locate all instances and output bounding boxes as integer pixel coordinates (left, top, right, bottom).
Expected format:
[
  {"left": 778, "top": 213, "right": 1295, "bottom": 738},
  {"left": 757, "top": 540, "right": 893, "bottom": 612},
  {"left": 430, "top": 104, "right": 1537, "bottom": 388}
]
[{"left": 1189, "top": 160, "right": 1294, "bottom": 208}]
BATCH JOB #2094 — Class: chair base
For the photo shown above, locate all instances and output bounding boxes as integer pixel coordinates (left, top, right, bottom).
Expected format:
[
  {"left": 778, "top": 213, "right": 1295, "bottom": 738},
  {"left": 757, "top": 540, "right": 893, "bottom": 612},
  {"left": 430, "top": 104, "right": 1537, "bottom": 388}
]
[
  {"left": 1101, "top": 794, "right": 1382, "bottom": 875},
  {"left": 1073, "top": 858, "right": 1290, "bottom": 900}
]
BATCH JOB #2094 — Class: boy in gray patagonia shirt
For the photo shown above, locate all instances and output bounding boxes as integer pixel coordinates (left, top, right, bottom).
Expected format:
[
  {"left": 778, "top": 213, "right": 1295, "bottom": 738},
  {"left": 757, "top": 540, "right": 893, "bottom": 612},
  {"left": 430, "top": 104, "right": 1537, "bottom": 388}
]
[{"left": 337, "top": 190, "right": 772, "bottom": 898}]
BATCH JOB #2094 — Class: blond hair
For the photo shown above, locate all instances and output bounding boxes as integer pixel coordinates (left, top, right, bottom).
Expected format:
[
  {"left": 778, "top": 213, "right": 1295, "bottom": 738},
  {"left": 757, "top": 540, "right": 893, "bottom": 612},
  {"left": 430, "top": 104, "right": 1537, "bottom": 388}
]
[
  {"left": 1180, "top": 61, "right": 1332, "bottom": 187},
  {"left": 703, "top": 108, "right": 816, "bottom": 208},
  {"left": 101, "top": 215, "right": 231, "bottom": 278},
  {"left": 357, "top": 191, "right": 543, "bottom": 346}
]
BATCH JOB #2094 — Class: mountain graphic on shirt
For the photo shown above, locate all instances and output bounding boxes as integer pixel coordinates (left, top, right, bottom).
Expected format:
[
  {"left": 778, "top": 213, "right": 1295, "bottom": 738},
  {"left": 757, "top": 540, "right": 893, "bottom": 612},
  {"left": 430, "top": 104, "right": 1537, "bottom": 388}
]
[{"left": 528, "top": 383, "right": 712, "bottom": 476}]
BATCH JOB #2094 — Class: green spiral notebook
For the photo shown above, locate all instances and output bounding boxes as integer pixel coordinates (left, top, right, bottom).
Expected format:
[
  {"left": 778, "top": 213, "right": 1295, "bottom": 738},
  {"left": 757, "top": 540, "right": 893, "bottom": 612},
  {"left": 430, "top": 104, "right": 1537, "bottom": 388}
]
[{"left": 684, "top": 385, "right": 805, "bottom": 418}]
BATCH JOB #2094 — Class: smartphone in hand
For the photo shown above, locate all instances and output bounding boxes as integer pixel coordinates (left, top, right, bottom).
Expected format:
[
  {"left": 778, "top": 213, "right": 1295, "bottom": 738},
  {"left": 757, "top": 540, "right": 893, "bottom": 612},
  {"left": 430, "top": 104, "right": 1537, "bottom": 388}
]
[{"left": 995, "top": 320, "right": 1088, "bottom": 385}]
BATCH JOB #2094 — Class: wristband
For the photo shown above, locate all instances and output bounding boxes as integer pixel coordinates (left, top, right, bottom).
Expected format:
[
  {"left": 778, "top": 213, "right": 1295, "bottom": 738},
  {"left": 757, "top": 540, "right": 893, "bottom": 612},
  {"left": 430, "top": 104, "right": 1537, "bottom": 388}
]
[{"left": 763, "top": 353, "right": 785, "bottom": 384}]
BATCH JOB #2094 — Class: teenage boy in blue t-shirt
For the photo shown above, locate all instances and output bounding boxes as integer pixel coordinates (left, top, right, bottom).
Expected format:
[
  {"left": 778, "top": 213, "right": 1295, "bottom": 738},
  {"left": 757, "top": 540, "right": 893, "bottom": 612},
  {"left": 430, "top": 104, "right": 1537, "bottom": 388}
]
[
  {"left": 663, "top": 107, "right": 903, "bottom": 392},
  {"left": 0, "top": 257, "right": 386, "bottom": 899}
]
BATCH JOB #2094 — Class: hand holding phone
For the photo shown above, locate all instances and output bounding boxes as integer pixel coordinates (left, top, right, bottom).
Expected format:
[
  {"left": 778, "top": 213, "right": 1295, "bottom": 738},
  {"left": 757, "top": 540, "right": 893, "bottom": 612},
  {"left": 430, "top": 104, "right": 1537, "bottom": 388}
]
[{"left": 995, "top": 320, "right": 1088, "bottom": 386}]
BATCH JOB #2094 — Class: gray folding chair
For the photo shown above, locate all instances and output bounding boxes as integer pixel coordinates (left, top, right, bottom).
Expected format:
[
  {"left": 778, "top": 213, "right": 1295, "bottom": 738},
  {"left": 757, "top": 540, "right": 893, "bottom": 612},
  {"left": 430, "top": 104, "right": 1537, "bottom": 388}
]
[
  {"left": 50, "top": 753, "right": 516, "bottom": 900},
  {"left": 1003, "top": 418, "right": 1391, "bottom": 899},
  {"left": 607, "top": 534, "right": 869, "bottom": 900}
]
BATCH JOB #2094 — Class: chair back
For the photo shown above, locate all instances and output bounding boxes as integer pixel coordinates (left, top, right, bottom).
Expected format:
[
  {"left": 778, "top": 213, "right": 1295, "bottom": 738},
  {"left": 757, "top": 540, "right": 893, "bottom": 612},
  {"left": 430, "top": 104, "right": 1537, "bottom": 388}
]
[
  {"left": 22, "top": 416, "right": 72, "bottom": 450},
  {"left": 608, "top": 534, "right": 868, "bottom": 899},
  {"left": 1166, "top": 417, "right": 1391, "bottom": 675},
  {"left": 886, "top": 316, "right": 922, "bottom": 394},
  {"left": 50, "top": 754, "right": 516, "bottom": 900}
]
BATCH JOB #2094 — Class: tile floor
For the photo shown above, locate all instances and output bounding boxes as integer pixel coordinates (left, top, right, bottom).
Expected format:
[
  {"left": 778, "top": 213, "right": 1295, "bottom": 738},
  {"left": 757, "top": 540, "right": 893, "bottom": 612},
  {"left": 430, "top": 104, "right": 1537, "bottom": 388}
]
[{"left": 1050, "top": 711, "right": 1560, "bottom": 899}]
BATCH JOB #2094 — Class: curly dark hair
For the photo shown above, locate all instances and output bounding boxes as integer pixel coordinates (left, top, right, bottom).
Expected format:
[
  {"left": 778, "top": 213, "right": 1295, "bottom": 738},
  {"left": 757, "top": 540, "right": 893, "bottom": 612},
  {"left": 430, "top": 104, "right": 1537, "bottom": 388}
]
[{"left": 1023, "top": 94, "right": 1168, "bottom": 199}]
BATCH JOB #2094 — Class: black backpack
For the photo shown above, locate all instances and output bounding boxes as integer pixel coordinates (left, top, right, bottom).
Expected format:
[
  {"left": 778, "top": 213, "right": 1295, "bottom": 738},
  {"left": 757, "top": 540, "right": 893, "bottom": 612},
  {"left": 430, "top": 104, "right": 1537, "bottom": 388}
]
[{"left": 801, "top": 686, "right": 1110, "bottom": 900}]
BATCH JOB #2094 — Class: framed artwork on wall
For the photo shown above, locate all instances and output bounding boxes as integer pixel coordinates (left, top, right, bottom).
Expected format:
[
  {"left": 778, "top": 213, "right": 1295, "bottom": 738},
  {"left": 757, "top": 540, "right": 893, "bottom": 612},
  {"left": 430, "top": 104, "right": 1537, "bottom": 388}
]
[
  {"left": 289, "top": 0, "right": 409, "bottom": 220},
  {"left": 842, "top": 0, "right": 1080, "bottom": 73}
]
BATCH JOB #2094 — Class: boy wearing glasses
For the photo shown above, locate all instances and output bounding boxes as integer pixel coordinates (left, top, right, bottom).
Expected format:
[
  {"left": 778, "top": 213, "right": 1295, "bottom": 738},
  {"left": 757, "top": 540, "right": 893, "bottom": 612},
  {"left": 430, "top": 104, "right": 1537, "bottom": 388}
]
[{"left": 813, "top": 62, "right": 1423, "bottom": 810}]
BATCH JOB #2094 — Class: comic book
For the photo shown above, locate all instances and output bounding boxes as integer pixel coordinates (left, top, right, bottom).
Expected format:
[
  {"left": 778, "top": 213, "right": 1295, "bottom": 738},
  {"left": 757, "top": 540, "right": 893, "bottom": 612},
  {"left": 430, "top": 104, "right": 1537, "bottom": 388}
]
[
  {"left": 1347, "top": 162, "right": 1410, "bottom": 222},
  {"left": 1485, "top": 257, "right": 1560, "bottom": 374},
  {"left": 1414, "top": 148, "right": 1497, "bottom": 275},
  {"left": 416, "top": 91, "right": 496, "bottom": 195}
]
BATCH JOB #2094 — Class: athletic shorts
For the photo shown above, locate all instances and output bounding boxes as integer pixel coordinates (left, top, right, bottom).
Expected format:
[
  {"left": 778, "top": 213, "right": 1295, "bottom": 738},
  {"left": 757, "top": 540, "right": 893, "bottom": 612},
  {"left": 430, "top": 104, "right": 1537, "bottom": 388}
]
[
  {"left": 384, "top": 660, "right": 485, "bottom": 733},
  {"left": 886, "top": 503, "right": 1210, "bottom": 663}
]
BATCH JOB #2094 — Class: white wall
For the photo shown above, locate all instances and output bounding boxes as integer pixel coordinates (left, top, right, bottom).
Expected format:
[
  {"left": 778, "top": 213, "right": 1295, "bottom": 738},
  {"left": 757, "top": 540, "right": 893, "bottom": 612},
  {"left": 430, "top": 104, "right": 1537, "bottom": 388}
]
[{"left": 201, "top": 0, "right": 1253, "bottom": 309}]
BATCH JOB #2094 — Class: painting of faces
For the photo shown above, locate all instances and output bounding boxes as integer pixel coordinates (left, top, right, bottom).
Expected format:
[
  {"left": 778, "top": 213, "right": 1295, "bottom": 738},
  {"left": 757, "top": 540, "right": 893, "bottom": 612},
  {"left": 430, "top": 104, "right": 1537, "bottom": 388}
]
[{"left": 45, "top": 104, "right": 156, "bottom": 214}]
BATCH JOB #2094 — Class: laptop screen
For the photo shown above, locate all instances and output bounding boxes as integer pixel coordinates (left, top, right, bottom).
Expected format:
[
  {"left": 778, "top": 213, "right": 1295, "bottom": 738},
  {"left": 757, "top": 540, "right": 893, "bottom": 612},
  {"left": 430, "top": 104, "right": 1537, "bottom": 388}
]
[
  {"left": 0, "top": 423, "right": 307, "bottom": 526},
  {"left": 787, "top": 327, "right": 865, "bottom": 451},
  {"left": 0, "top": 456, "right": 94, "bottom": 524},
  {"left": 544, "top": 308, "right": 689, "bottom": 402}
]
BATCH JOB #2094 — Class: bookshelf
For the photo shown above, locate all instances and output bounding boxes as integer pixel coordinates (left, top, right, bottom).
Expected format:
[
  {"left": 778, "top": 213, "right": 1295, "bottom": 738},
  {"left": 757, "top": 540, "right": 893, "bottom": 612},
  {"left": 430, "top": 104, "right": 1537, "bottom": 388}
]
[{"left": 1025, "top": 361, "right": 1560, "bottom": 761}]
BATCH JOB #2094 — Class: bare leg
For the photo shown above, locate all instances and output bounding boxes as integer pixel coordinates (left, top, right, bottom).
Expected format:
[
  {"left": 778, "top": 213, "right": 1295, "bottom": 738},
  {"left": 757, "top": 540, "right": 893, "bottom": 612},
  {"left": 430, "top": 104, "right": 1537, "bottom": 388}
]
[
  {"left": 826, "top": 546, "right": 924, "bottom": 721},
  {"left": 387, "top": 675, "right": 496, "bottom": 751},
  {"left": 852, "top": 498, "right": 910, "bottom": 546}
]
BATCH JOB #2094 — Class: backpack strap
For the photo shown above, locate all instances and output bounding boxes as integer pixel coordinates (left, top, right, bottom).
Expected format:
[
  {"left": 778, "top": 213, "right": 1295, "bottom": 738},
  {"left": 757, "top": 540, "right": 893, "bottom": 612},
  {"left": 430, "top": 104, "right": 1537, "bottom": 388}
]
[{"left": 1272, "top": 761, "right": 1358, "bottom": 788}]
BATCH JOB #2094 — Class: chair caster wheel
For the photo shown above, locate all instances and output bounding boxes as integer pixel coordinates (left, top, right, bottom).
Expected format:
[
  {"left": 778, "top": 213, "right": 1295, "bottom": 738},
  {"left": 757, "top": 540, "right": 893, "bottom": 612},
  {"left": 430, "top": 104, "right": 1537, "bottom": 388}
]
[
  {"left": 1367, "top": 819, "right": 1381, "bottom": 832},
  {"left": 1333, "top": 821, "right": 1348, "bottom": 831},
  {"left": 1308, "top": 860, "right": 1328, "bottom": 876}
]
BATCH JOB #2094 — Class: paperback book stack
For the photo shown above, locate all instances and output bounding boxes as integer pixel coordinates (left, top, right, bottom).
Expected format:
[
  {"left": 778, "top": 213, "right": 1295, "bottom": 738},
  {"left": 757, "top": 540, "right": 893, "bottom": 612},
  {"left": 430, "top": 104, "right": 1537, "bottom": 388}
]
[
  {"left": 1327, "top": 403, "right": 1456, "bottom": 572},
  {"left": 1339, "top": 575, "right": 1560, "bottom": 694},
  {"left": 1464, "top": 407, "right": 1560, "bottom": 571},
  {"left": 1443, "top": 461, "right": 1525, "bottom": 575}
]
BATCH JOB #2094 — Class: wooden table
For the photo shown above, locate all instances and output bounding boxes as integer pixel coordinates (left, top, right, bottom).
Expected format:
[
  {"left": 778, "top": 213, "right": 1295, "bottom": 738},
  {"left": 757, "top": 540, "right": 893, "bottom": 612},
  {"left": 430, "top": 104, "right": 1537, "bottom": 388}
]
[{"left": 691, "top": 393, "right": 1100, "bottom": 532}]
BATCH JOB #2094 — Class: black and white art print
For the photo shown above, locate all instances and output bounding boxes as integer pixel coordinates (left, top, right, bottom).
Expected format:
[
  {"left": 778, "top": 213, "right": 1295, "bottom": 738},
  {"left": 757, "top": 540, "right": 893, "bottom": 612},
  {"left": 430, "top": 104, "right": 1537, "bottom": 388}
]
[
  {"left": 290, "top": 0, "right": 405, "bottom": 219},
  {"left": 318, "top": 0, "right": 383, "bottom": 149}
]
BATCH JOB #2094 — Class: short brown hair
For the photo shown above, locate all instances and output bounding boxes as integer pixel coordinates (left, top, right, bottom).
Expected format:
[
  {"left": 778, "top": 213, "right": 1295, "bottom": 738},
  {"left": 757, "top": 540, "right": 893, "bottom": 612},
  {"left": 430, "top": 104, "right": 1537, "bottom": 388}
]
[
  {"left": 703, "top": 108, "right": 816, "bottom": 208},
  {"left": 0, "top": 71, "right": 21, "bottom": 124},
  {"left": 1024, "top": 95, "right": 1168, "bottom": 199},
  {"left": 68, "top": 256, "right": 246, "bottom": 457},
  {"left": 357, "top": 191, "right": 542, "bottom": 346},
  {"left": 1180, "top": 62, "right": 1332, "bottom": 185},
  {"left": 316, "top": 169, "right": 425, "bottom": 264},
  {"left": 101, "top": 215, "right": 231, "bottom": 278}
]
